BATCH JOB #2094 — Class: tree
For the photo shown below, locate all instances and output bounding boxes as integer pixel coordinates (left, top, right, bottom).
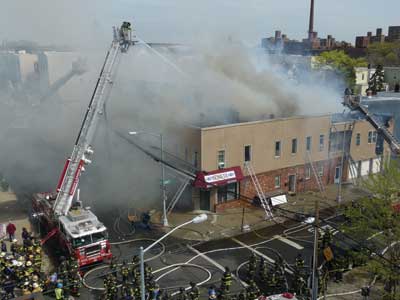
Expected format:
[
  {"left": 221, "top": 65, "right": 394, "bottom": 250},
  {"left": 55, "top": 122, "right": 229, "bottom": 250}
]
[
  {"left": 314, "top": 50, "right": 367, "bottom": 88},
  {"left": 342, "top": 161, "right": 400, "bottom": 299},
  {"left": 367, "top": 42, "right": 400, "bottom": 67},
  {"left": 368, "top": 64, "right": 385, "bottom": 95}
]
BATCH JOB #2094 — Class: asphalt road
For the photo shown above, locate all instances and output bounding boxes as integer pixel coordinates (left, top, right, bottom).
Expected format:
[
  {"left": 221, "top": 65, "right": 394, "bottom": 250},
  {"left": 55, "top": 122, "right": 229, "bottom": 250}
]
[{"left": 75, "top": 211, "right": 349, "bottom": 300}]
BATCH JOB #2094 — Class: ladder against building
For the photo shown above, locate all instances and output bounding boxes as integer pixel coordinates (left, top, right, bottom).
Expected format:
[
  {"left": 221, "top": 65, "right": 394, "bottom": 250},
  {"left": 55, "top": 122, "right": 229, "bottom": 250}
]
[
  {"left": 305, "top": 151, "right": 327, "bottom": 198},
  {"left": 167, "top": 178, "right": 191, "bottom": 215},
  {"left": 346, "top": 153, "right": 359, "bottom": 185},
  {"left": 243, "top": 161, "right": 273, "bottom": 219}
]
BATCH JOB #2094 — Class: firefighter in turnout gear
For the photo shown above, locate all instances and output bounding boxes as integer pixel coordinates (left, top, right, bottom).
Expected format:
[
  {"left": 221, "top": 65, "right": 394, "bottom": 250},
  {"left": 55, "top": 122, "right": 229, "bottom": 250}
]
[
  {"left": 110, "top": 256, "right": 118, "bottom": 276},
  {"left": 259, "top": 257, "right": 268, "bottom": 282},
  {"left": 247, "top": 253, "right": 257, "bottom": 280},
  {"left": 295, "top": 253, "right": 305, "bottom": 269},
  {"left": 71, "top": 273, "right": 82, "bottom": 297},
  {"left": 246, "top": 280, "right": 260, "bottom": 300},
  {"left": 189, "top": 281, "right": 200, "bottom": 300},
  {"left": 177, "top": 287, "right": 189, "bottom": 300},
  {"left": 121, "top": 260, "right": 130, "bottom": 283},
  {"left": 221, "top": 266, "right": 232, "bottom": 292},
  {"left": 321, "top": 229, "right": 332, "bottom": 248}
]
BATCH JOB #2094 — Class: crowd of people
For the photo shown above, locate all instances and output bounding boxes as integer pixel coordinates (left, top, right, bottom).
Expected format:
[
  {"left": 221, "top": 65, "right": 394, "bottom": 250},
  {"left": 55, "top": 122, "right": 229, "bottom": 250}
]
[{"left": 1, "top": 223, "right": 44, "bottom": 298}]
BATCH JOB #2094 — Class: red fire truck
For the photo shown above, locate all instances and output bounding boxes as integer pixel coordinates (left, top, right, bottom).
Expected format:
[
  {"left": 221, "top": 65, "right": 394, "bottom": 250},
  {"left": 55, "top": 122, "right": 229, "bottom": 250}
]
[{"left": 32, "top": 23, "right": 135, "bottom": 268}]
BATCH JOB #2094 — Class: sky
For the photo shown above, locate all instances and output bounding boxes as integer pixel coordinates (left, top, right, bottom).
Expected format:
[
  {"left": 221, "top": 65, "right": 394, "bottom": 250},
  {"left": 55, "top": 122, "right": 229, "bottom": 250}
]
[{"left": 0, "top": 0, "right": 399, "bottom": 47}]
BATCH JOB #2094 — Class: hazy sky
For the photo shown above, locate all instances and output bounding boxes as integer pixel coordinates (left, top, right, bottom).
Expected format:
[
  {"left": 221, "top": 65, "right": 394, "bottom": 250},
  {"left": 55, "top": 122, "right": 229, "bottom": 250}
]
[{"left": 1, "top": 0, "right": 399, "bottom": 47}]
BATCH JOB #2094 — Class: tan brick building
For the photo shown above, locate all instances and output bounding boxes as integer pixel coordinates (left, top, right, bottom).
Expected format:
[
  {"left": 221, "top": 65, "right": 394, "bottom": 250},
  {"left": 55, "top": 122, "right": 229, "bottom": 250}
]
[{"left": 191, "top": 113, "right": 392, "bottom": 212}]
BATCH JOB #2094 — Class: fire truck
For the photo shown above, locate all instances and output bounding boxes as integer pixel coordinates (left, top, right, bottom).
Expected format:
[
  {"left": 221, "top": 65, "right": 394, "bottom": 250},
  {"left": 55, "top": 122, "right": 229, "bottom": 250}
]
[{"left": 32, "top": 22, "right": 135, "bottom": 268}]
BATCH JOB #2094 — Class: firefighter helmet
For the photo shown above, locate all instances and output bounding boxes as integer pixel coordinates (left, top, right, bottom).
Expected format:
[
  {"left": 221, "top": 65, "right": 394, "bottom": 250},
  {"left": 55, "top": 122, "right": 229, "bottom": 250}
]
[{"left": 26, "top": 261, "right": 32, "bottom": 267}]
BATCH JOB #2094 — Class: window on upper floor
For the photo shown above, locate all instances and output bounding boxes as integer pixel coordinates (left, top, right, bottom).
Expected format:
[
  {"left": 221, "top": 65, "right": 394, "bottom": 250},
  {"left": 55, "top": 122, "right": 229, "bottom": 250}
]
[
  {"left": 319, "top": 134, "right": 325, "bottom": 151},
  {"left": 291, "top": 138, "right": 297, "bottom": 154},
  {"left": 356, "top": 133, "right": 361, "bottom": 146},
  {"left": 306, "top": 136, "right": 312, "bottom": 152},
  {"left": 275, "top": 141, "right": 281, "bottom": 157},
  {"left": 217, "top": 150, "right": 225, "bottom": 169},
  {"left": 244, "top": 145, "right": 251, "bottom": 162}
]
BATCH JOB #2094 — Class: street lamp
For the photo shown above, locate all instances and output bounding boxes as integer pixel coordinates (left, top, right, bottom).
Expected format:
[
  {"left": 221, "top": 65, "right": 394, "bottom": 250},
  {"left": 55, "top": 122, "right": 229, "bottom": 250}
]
[
  {"left": 139, "top": 214, "right": 208, "bottom": 300},
  {"left": 129, "top": 130, "right": 168, "bottom": 227}
]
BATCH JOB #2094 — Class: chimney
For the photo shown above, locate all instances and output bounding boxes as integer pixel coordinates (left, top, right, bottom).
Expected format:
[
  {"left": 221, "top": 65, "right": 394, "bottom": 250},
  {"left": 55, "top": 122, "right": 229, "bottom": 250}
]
[{"left": 308, "top": 0, "right": 315, "bottom": 40}]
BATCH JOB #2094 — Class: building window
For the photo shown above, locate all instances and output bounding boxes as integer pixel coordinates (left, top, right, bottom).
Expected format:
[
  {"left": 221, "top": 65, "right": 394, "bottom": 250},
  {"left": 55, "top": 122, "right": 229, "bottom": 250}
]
[
  {"left": 319, "top": 134, "right": 325, "bottom": 151},
  {"left": 306, "top": 136, "right": 312, "bottom": 152},
  {"left": 305, "top": 166, "right": 311, "bottom": 180},
  {"left": 244, "top": 145, "right": 251, "bottom": 162},
  {"left": 217, "top": 183, "right": 238, "bottom": 203},
  {"left": 356, "top": 133, "right": 361, "bottom": 146},
  {"left": 318, "top": 164, "right": 324, "bottom": 177},
  {"left": 275, "top": 141, "right": 281, "bottom": 157},
  {"left": 274, "top": 175, "right": 281, "bottom": 188},
  {"left": 217, "top": 150, "right": 225, "bottom": 169},
  {"left": 291, "top": 138, "right": 297, "bottom": 154},
  {"left": 368, "top": 131, "right": 377, "bottom": 143}
]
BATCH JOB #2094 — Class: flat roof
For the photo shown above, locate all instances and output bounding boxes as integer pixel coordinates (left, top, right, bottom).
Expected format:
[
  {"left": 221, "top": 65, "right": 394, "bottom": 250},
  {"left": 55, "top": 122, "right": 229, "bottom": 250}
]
[{"left": 201, "top": 113, "right": 333, "bottom": 131}]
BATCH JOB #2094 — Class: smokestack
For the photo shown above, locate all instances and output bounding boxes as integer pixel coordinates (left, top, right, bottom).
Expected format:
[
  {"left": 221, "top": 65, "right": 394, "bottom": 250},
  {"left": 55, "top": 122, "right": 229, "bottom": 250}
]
[{"left": 308, "top": 0, "right": 315, "bottom": 40}]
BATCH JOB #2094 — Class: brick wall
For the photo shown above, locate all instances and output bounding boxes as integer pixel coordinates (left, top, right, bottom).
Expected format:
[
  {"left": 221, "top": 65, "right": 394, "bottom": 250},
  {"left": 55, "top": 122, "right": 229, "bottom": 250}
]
[
  {"left": 215, "top": 199, "right": 253, "bottom": 213},
  {"left": 240, "top": 157, "right": 344, "bottom": 201}
]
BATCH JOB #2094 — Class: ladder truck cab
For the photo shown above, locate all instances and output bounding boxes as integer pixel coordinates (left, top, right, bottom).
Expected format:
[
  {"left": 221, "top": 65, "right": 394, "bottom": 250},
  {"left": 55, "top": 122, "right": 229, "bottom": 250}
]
[{"left": 32, "top": 22, "right": 135, "bottom": 268}]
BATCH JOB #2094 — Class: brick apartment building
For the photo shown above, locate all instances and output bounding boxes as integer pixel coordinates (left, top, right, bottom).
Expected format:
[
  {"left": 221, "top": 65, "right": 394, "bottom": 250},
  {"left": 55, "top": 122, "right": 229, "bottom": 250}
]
[{"left": 191, "top": 113, "right": 392, "bottom": 212}]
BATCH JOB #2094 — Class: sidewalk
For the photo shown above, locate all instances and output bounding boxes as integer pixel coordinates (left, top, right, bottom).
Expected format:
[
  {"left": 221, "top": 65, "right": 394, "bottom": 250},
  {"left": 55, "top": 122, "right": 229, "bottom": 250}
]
[{"left": 164, "top": 184, "right": 369, "bottom": 241}]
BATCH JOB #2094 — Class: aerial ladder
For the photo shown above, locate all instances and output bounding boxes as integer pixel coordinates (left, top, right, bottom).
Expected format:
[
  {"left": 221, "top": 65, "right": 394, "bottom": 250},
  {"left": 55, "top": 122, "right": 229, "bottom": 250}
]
[
  {"left": 32, "top": 22, "right": 136, "bottom": 267},
  {"left": 53, "top": 23, "right": 135, "bottom": 215},
  {"left": 343, "top": 95, "right": 400, "bottom": 155}
]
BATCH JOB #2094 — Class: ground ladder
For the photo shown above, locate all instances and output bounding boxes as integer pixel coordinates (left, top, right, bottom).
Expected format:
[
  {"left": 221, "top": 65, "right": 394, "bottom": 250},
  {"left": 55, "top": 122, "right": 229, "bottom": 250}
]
[
  {"left": 305, "top": 151, "right": 326, "bottom": 198},
  {"left": 243, "top": 161, "right": 273, "bottom": 219}
]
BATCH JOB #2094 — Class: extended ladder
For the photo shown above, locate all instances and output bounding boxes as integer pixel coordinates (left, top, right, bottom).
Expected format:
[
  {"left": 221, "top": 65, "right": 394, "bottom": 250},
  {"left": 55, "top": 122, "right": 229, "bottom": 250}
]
[
  {"left": 53, "top": 41, "right": 122, "bottom": 216},
  {"left": 305, "top": 151, "right": 326, "bottom": 198},
  {"left": 167, "top": 178, "right": 191, "bottom": 215},
  {"left": 244, "top": 161, "right": 273, "bottom": 219}
]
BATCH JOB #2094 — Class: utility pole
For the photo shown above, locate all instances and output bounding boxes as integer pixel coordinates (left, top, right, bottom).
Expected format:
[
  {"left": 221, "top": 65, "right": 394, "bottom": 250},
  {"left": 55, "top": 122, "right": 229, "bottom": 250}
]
[
  {"left": 311, "top": 197, "right": 320, "bottom": 300},
  {"left": 160, "top": 134, "right": 168, "bottom": 227},
  {"left": 337, "top": 124, "right": 347, "bottom": 203}
]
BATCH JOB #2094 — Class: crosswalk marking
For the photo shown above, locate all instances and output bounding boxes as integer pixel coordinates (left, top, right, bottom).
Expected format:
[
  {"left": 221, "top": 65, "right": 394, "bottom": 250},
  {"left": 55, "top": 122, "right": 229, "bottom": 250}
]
[
  {"left": 231, "top": 237, "right": 294, "bottom": 275},
  {"left": 274, "top": 235, "right": 304, "bottom": 250},
  {"left": 187, "top": 245, "right": 248, "bottom": 287}
]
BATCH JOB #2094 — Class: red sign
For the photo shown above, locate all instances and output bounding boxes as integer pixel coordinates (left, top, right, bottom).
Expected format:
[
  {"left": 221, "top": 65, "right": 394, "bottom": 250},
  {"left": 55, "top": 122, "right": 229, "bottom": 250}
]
[{"left": 193, "top": 166, "right": 244, "bottom": 189}]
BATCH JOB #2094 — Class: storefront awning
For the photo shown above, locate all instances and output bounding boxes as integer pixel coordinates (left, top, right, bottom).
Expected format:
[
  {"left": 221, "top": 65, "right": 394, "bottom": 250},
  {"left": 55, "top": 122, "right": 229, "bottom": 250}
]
[{"left": 193, "top": 166, "right": 244, "bottom": 189}]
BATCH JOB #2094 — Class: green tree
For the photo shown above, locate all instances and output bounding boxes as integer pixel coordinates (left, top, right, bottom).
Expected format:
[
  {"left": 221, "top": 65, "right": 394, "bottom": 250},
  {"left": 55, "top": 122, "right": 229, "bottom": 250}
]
[
  {"left": 367, "top": 42, "right": 400, "bottom": 66},
  {"left": 314, "top": 50, "right": 367, "bottom": 88},
  {"left": 368, "top": 64, "right": 385, "bottom": 94},
  {"left": 342, "top": 161, "right": 400, "bottom": 299}
]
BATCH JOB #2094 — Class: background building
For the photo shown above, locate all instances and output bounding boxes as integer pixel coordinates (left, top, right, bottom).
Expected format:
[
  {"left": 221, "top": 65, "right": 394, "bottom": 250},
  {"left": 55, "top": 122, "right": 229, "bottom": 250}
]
[{"left": 192, "top": 113, "right": 391, "bottom": 212}]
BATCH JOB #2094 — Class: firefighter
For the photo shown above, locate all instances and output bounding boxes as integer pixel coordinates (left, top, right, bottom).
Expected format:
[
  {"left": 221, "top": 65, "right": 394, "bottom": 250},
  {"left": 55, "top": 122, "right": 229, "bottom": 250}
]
[
  {"left": 208, "top": 285, "right": 217, "bottom": 300},
  {"left": 10, "top": 239, "right": 18, "bottom": 256},
  {"left": 71, "top": 273, "right": 82, "bottom": 297},
  {"left": 145, "top": 263, "right": 154, "bottom": 282},
  {"left": 121, "top": 260, "right": 130, "bottom": 283},
  {"left": 58, "top": 256, "right": 68, "bottom": 279},
  {"left": 25, "top": 260, "right": 34, "bottom": 276},
  {"left": 32, "top": 282, "right": 43, "bottom": 293},
  {"left": 247, "top": 254, "right": 257, "bottom": 280},
  {"left": 133, "top": 285, "right": 141, "bottom": 300},
  {"left": 33, "top": 249, "right": 42, "bottom": 271},
  {"left": 221, "top": 266, "right": 232, "bottom": 292},
  {"left": 259, "top": 257, "right": 268, "bottom": 282},
  {"left": 1, "top": 239, "right": 6, "bottom": 252},
  {"left": 295, "top": 253, "right": 305, "bottom": 270},
  {"left": 238, "top": 291, "right": 246, "bottom": 300},
  {"left": 246, "top": 280, "right": 260, "bottom": 300},
  {"left": 151, "top": 283, "right": 162, "bottom": 300},
  {"left": 177, "top": 287, "right": 188, "bottom": 300},
  {"left": 3, "top": 275, "right": 16, "bottom": 298},
  {"left": 322, "top": 230, "right": 332, "bottom": 248},
  {"left": 110, "top": 256, "right": 118, "bottom": 276},
  {"left": 55, "top": 282, "right": 64, "bottom": 300},
  {"left": 68, "top": 256, "right": 79, "bottom": 274},
  {"left": 22, "top": 281, "right": 31, "bottom": 296},
  {"left": 189, "top": 281, "right": 200, "bottom": 300}
]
